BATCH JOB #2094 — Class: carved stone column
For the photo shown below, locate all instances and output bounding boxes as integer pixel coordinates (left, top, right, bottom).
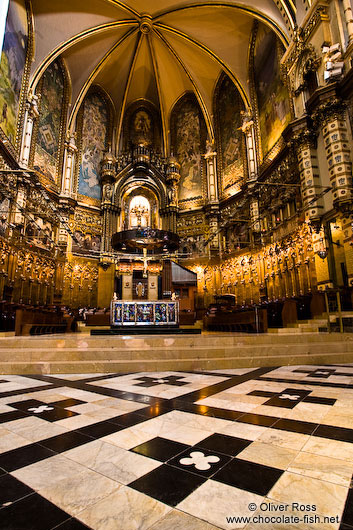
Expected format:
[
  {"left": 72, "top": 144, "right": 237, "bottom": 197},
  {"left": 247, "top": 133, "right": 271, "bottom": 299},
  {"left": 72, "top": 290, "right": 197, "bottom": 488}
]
[
  {"left": 61, "top": 134, "right": 77, "bottom": 196},
  {"left": 165, "top": 156, "right": 180, "bottom": 233},
  {"left": 342, "top": 0, "right": 353, "bottom": 44},
  {"left": 100, "top": 150, "right": 116, "bottom": 254},
  {"left": 20, "top": 95, "right": 39, "bottom": 167},
  {"left": 241, "top": 111, "right": 257, "bottom": 182}
]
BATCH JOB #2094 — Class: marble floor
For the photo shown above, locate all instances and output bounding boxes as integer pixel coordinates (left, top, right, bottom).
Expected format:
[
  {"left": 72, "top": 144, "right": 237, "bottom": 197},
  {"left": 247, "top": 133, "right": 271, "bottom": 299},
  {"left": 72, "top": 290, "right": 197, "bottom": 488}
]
[{"left": 1, "top": 365, "right": 353, "bottom": 529}]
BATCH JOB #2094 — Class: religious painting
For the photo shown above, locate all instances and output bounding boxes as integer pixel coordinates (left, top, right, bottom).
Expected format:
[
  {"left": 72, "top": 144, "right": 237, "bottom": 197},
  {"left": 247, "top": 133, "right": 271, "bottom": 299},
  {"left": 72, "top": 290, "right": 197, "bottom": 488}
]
[
  {"left": 34, "top": 61, "right": 65, "bottom": 181},
  {"left": 71, "top": 230, "right": 101, "bottom": 256},
  {"left": 0, "top": 197, "right": 9, "bottom": 237},
  {"left": 168, "top": 303, "right": 177, "bottom": 324},
  {"left": 132, "top": 109, "right": 153, "bottom": 146},
  {"left": 253, "top": 23, "right": 291, "bottom": 157},
  {"left": 0, "top": 0, "right": 28, "bottom": 144},
  {"left": 25, "top": 216, "right": 54, "bottom": 249},
  {"left": 112, "top": 302, "right": 123, "bottom": 325},
  {"left": 155, "top": 303, "right": 167, "bottom": 323},
  {"left": 216, "top": 75, "right": 245, "bottom": 195},
  {"left": 136, "top": 303, "right": 153, "bottom": 323},
  {"left": 78, "top": 92, "right": 109, "bottom": 200},
  {"left": 123, "top": 303, "right": 136, "bottom": 323},
  {"left": 172, "top": 96, "right": 205, "bottom": 204}
]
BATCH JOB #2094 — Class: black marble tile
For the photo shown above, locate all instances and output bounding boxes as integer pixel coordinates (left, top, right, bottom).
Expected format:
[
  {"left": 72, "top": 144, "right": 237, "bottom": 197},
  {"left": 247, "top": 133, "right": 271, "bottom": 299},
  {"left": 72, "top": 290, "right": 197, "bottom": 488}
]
[
  {"left": 168, "top": 447, "right": 231, "bottom": 478},
  {"left": 134, "top": 375, "right": 188, "bottom": 387},
  {"left": 314, "top": 424, "right": 353, "bottom": 443},
  {"left": 129, "top": 463, "right": 206, "bottom": 506},
  {"left": 0, "top": 474, "right": 33, "bottom": 507},
  {"left": 135, "top": 403, "right": 172, "bottom": 419},
  {"left": 204, "top": 407, "right": 243, "bottom": 421},
  {"left": 264, "top": 389, "right": 311, "bottom": 409},
  {"left": 77, "top": 420, "right": 124, "bottom": 439},
  {"left": 51, "top": 518, "right": 92, "bottom": 530},
  {"left": 0, "top": 492, "right": 69, "bottom": 530},
  {"left": 0, "top": 410, "right": 27, "bottom": 424},
  {"left": 247, "top": 390, "right": 276, "bottom": 397},
  {"left": 0, "top": 444, "right": 55, "bottom": 472},
  {"left": 196, "top": 433, "right": 252, "bottom": 457},
  {"left": 340, "top": 487, "right": 353, "bottom": 528},
  {"left": 237, "top": 413, "right": 279, "bottom": 428},
  {"left": 0, "top": 379, "right": 9, "bottom": 383},
  {"left": 273, "top": 418, "right": 318, "bottom": 435},
  {"left": 7, "top": 399, "right": 79, "bottom": 422},
  {"left": 108, "top": 412, "right": 148, "bottom": 428},
  {"left": 50, "top": 399, "right": 86, "bottom": 409},
  {"left": 303, "top": 395, "right": 336, "bottom": 406},
  {"left": 131, "top": 437, "right": 189, "bottom": 462},
  {"left": 258, "top": 376, "right": 352, "bottom": 390},
  {"left": 213, "top": 458, "right": 283, "bottom": 496},
  {"left": 39, "top": 431, "right": 92, "bottom": 453},
  {"left": 0, "top": 384, "right": 54, "bottom": 400}
]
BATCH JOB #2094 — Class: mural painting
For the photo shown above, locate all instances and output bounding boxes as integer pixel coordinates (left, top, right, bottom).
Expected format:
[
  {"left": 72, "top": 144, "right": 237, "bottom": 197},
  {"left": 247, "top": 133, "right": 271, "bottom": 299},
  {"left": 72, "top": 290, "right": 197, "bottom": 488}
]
[
  {"left": 78, "top": 92, "right": 108, "bottom": 200},
  {"left": 72, "top": 230, "right": 101, "bottom": 256},
  {"left": 174, "top": 98, "right": 204, "bottom": 203},
  {"left": 217, "top": 75, "right": 245, "bottom": 194},
  {"left": 0, "top": 0, "right": 28, "bottom": 144},
  {"left": 34, "top": 61, "right": 65, "bottom": 181},
  {"left": 253, "top": 23, "right": 291, "bottom": 157}
]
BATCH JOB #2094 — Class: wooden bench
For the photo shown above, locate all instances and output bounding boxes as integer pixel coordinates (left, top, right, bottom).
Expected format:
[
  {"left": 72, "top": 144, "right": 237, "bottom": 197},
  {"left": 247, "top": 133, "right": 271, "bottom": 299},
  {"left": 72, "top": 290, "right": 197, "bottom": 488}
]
[{"left": 15, "top": 309, "right": 69, "bottom": 336}]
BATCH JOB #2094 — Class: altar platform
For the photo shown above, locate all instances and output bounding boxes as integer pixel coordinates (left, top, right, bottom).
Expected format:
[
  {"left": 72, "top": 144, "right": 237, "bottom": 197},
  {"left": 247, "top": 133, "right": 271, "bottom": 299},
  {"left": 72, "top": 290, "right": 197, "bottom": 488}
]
[{"left": 91, "top": 327, "right": 201, "bottom": 335}]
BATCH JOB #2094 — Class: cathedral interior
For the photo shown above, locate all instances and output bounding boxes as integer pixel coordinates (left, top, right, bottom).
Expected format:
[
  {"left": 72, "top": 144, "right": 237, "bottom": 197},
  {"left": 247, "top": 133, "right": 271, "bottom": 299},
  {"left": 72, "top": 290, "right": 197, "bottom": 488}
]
[{"left": 2, "top": 1, "right": 353, "bottom": 529}]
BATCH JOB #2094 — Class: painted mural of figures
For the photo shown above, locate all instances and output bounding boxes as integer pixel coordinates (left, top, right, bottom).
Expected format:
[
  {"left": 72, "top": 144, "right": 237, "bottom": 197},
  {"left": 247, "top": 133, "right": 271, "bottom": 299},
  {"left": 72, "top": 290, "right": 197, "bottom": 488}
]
[
  {"left": 216, "top": 75, "right": 244, "bottom": 193},
  {"left": 34, "top": 61, "right": 65, "bottom": 181},
  {"left": 72, "top": 230, "right": 101, "bottom": 255},
  {"left": 133, "top": 110, "right": 152, "bottom": 145},
  {"left": 174, "top": 99, "right": 203, "bottom": 201},
  {"left": 78, "top": 93, "right": 108, "bottom": 200},
  {"left": 253, "top": 22, "right": 291, "bottom": 157},
  {"left": 0, "top": 0, "right": 28, "bottom": 144}
]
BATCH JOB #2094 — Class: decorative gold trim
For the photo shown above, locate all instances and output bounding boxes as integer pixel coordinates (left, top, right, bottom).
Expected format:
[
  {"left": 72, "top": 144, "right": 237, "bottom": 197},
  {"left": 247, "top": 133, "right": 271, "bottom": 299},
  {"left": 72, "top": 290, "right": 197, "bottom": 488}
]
[
  {"left": 248, "top": 20, "right": 263, "bottom": 164},
  {"left": 29, "top": 21, "right": 138, "bottom": 92},
  {"left": 154, "top": 27, "right": 214, "bottom": 142},
  {"left": 69, "top": 26, "right": 138, "bottom": 133}
]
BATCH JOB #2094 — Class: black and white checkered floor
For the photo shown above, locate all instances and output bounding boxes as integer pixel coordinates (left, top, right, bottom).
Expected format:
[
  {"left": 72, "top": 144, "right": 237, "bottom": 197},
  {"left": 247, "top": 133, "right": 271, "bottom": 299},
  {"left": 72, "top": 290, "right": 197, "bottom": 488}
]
[{"left": 1, "top": 365, "right": 353, "bottom": 529}]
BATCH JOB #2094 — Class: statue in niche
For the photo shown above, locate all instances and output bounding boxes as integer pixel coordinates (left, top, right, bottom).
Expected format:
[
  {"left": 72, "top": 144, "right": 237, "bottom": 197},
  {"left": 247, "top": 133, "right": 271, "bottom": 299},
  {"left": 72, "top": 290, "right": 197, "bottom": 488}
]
[
  {"left": 133, "top": 110, "right": 152, "bottom": 145},
  {"left": 136, "top": 281, "right": 145, "bottom": 298},
  {"left": 103, "top": 183, "right": 113, "bottom": 202}
]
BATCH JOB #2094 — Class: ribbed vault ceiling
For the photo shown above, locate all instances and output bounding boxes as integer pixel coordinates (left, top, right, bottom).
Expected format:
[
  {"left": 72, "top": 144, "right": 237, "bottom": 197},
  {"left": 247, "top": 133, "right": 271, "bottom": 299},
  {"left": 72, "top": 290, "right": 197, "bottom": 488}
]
[{"left": 30, "top": 0, "right": 292, "bottom": 150}]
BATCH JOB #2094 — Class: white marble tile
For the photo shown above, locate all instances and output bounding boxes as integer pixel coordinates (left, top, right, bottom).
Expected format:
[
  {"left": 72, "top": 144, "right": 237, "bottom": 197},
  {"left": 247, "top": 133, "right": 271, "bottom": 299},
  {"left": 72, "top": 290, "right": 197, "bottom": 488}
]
[
  {"left": 178, "top": 479, "right": 264, "bottom": 530},
  {"left": 55, "top": 414, "right": 100, "bottom": 429},
  {"left": 6, "top": 421, "right": 69, "bottom": 442},
  {"left": 148, "top": 509, "right": 221, "bottom": 530},
  {"left": 64, "top": 439, "right": 160, "bottom": 484},
  {"left": 217, "top": 422, "right": 268, "bottom": 441},
  {"left": 301, "top": 436, "right": 353, "bottom": 462},
  {"left": 3, "top": 416, "right": 49, "bottom": 435},
  {"left": 102, "top": 427, "right": 153, "bottom": 450},
  {"left": 268, "top": 472, "right": 349, "bottom": 518},
  {"left": 0, "top": 427, "right": 30, "bottom": 453},
  {"left": 12, "top": 454, "right": 88, "bottom": 491},
  {"left": 76, "top": 485, "right": 171, "bottom": 530},
  {"left": 40, "top": 467, "right": 118, "bottom": 516},
  {"left": 237, "top": 441, "right": 298, "bottom": 470},
  {"left": 288, "top": 451, "right": 353, "bottom": 486},
  {"left": 162, "top": 424, "right": 210, "bottom": 445},
  {"left": 257, "top": 429, "right": 310, "bottom": 451}
]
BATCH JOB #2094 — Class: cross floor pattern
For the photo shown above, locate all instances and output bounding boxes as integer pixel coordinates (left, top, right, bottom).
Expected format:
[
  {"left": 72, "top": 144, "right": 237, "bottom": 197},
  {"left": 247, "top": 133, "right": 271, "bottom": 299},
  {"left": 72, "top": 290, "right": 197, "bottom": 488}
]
[{"left": 0, "top": 366, "right": 353, "bottom": 529}]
